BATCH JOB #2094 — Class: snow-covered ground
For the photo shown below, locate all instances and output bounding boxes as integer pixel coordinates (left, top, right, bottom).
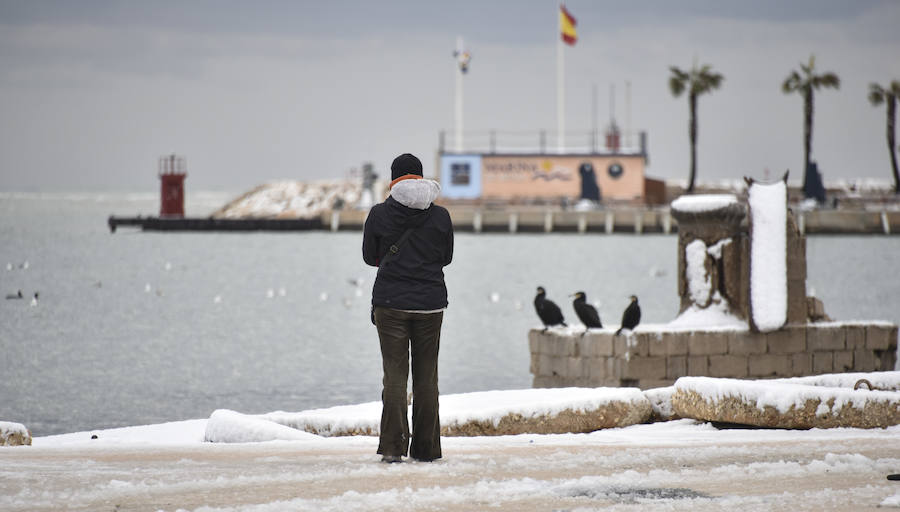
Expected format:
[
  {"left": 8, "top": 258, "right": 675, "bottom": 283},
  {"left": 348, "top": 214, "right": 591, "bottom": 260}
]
[
  {"left": 2, "top": 420, "right": 898, "bottom": 511},
  {"left": 3, "top": 383, "right": 899, "bottom": 511}
]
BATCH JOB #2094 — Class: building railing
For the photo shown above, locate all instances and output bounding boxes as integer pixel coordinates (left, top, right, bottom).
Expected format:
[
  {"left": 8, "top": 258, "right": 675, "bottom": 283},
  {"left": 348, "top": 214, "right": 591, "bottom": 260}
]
[{"left": 438, "top": 130, "right": 647, "bottom": 156}]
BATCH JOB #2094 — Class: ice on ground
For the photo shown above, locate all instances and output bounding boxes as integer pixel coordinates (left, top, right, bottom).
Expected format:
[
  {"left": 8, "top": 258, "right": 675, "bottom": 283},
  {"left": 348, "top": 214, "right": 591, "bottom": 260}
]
[
  {"left": 748, "top": 180, "right": 787, "bottom": 332},
  {"left": 675, "top": 376, "right": 900, "bottom": 415},
  {"left": 882, "top": 493, "right": 900, "bottom": 508},
  {"left": 670, "top": 194, "right": 738, "bottom": 213}
]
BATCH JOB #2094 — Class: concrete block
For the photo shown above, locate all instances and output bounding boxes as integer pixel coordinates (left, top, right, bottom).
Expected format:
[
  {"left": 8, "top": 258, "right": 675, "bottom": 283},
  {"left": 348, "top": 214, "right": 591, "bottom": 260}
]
[
  {"left": 552, "top": 356, "right": 568, "bottom": 377},
  {"left": 688, "top": 332, "right": 728, "bottom": 355},
  {"left": 687, "top": 355, "right": 709, "bottom": 376},
  {"left": 640, "top": 379, "right": 675, "bottom": 390},
  {"left": 866, "top": 325, "right": 895, "bottom": 350},
  {"left": 787, "top": 278, "right": 807, "bottom": 325},
  {"left": 748, "top": 354, "right": 791, "bottom": 377},
  {"left": 666, "top": 356, "right": 688, "bottom": 380},
  {"left": 532, "top": 376, "right": 565, "bottom": 388},
  {"left": 649, "top": 335, "right": 667, "bottom": 357},
  {"left": 528, "top": 331, "right": 541, "bottom": 354},
  {"left": 609, "top": 357, "right": 623, "bottom": 377},
  {"left": 787, "top": 239, "right": 807, "bottom": 281},
  {"left": 807, "top": 326, "right": 845, "bottom": 351},
  {"left": 853, "top": 349, "right": 876, "bottom": 372},
  {"left": 709, "top": 354, "right": 749, "bottom": 378},
  {"left": 622, "top": 356, "right": 667, "bottom": 380},
  {"left": 538, "top": 354, "right": 554, "bottom": 377},
  {"left": 540, "top": 335, "right": 557, "bottom": 356},
  {"left": 876, "top": 349, "right": 897, "bottom": 371},
  {"left": 614, "top": 336, "right": 628, "bottom": 356},
  {"left": 589, "top": 357, "right": 609, "bottom": 380},
  {"left": 806, "top": 297, "right": 828, "bottom": 322},
  {"left": 666, "top": 334, "right": 689, "bottom": 356},
  {"left": 728, "top": 332, "right": 767, "bottom": 355},
  {"left": 812, "top": 352, "right": 834, "bottom": 374},
  {"left": 791, "top": 353, "right": 812, "bottom": 376},
  {"left": 627, "top": 333, "right": 652, "bottom": 357},
  {"left": 846, "top": 327, "right": 866, "bottom": 349},
  {"left": 767, "top": 328, "right": 806, "bottom": 354},
  {"left": 551, "top": 336, "right": 569, "bottom": 357},
  {"left": 833, "top": 350, "right": 854, "bottom": 372},
  {"left": 587, "top": 334, "right": 614, "bottom": 357},
  {"left": 571, "top": 337, "right": 585, "bottom": 358},
  {"left": 563, "top": 337, "right": 579, "bottom": 357},
  {"left": 567, "top": 357, "right": 587, "bottom": 378}
]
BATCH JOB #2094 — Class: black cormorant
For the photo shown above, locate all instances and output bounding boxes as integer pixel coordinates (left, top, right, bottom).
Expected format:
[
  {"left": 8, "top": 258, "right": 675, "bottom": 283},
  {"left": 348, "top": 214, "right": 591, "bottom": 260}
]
[
  {"left": 615, "top": 295, "right": 641, "bottom": 336},
  {"left": 534, "top": 286, "right": 566, "bottom": 331},
  {"left": 572, "top": 291, "right": 602, "bottom": 333}
]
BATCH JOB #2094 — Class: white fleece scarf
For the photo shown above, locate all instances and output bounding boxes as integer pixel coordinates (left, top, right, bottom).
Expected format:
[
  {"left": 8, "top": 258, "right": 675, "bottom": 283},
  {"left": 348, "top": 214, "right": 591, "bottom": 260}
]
[{"left": 390, "top": 179, "right": 441, "bottom": 210}]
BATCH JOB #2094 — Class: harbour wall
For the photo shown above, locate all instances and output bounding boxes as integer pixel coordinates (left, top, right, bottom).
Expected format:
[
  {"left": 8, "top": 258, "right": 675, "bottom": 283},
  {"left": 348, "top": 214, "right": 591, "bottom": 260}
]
[
  {"left": 528, "top": 324, "right": 899, "bottom": 389},
  {"left": 109, "top": 207, "right": 900, "bottom": 234},
  {"left": 333, "top": 207, "right": 900, "bottom": 235}
]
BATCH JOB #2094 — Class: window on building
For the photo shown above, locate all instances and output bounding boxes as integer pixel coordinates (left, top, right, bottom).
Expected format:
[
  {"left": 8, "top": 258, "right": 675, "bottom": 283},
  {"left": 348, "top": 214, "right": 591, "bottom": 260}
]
[{"left": 451, "top": 163, "right": 471, "bottom": 185}]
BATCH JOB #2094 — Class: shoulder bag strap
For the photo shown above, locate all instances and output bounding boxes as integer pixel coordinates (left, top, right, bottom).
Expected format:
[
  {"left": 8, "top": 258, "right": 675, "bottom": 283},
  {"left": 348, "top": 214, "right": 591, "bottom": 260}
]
[{"left": 379, "top": 227, "right": 415, "bottom": 266}]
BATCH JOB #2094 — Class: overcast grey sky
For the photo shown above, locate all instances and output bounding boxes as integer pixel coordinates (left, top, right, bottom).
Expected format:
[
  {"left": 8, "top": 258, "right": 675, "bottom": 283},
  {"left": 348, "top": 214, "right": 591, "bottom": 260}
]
[{"left": 1, "top": 1, "right": 898, "bottom": 193}]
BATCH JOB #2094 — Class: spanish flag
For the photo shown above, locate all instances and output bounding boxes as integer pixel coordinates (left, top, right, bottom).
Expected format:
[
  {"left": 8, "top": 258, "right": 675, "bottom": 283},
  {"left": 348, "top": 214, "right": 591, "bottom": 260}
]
[{"left": 560, "top": 5, "right": 577, "bottom": 46}]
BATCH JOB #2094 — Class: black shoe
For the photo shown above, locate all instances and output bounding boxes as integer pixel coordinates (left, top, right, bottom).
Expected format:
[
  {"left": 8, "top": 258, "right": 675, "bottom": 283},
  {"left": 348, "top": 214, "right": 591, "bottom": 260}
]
[{"left": 381, "top": 455, "right": 402, "bottom": 463}]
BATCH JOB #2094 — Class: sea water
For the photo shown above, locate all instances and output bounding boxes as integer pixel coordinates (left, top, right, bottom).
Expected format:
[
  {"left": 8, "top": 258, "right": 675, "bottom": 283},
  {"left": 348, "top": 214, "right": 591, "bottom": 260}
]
[{"left": 1, "top": 193, "right": 898, "bottom": 436}]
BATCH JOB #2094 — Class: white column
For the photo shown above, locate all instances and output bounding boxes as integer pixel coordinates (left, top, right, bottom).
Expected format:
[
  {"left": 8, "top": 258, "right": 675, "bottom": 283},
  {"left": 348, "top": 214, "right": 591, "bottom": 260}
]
[{"left": 454, "top": 36, "right": 464, "bottom": 153}]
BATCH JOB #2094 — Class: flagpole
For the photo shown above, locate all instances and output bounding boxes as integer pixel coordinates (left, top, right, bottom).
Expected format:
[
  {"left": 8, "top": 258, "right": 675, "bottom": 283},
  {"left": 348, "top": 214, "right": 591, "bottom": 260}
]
[
  {"left": 556, "top": 13, "right": 564, "bottom": 153},
  {"left": 455, "top": 36, "right": 464, "bottom": 153}
]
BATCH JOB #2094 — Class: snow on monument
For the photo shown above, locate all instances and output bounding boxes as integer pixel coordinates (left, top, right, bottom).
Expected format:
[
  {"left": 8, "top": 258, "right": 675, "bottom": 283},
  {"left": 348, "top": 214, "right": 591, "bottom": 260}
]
[{"left": 748, "top": 178, "right": 788, "bottom": 332}]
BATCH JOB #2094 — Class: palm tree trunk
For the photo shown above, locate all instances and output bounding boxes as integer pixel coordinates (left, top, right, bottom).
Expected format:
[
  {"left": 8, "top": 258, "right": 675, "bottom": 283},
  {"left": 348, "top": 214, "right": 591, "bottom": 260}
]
[
  {"left": 888, "top": 94, "right": 899, "bottom": 194},
  {"left": 803, "top": 87, "right": 813, "bottom": 187},
  {"left": 688, "top": 92, "right": 697, "bottom": 192}
]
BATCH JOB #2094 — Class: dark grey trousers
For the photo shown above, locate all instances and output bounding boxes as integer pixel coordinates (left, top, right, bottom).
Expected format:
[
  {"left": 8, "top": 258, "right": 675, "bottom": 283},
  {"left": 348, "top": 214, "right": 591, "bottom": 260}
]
[{"left": 373, "top": 307, "right": 443, "bottom": 461}]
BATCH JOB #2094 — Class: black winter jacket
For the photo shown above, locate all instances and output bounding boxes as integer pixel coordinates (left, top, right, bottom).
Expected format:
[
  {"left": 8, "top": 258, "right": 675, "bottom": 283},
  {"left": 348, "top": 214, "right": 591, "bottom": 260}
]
[{"left": 362, "top": 193, "right": 453, "bottom": 311}]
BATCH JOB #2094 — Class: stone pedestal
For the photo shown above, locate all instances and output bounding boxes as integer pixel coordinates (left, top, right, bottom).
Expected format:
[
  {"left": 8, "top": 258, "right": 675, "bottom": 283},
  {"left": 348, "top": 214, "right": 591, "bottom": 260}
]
[{"left": 671, "top": 201, "right": 748, "bottom": 318}]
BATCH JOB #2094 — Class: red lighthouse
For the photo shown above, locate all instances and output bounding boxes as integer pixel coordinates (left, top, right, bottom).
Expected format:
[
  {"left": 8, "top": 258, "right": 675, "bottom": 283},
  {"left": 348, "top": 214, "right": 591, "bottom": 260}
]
[{"left": 159, "top": 154, "right": 186, "bottom": 218}]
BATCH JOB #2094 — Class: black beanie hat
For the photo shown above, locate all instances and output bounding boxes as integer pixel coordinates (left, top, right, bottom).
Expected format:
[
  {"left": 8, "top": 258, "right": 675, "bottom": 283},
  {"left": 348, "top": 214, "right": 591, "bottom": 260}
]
[{"left": 391, "top": 153, "right": 423, "bottom": 181}]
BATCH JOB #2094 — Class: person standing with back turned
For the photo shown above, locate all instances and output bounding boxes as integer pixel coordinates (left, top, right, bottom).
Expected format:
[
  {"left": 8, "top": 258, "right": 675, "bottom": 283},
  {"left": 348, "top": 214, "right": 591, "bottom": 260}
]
[{"left": 362, "top": 153, "right": 453, "bottom": 463}]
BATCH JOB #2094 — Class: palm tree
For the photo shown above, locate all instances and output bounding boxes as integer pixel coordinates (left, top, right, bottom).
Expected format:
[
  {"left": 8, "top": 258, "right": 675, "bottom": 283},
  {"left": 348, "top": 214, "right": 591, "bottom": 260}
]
[
  {"left": 868, "top": 81, "right": 900, "bottom": 194},
  {"left": 782, "top": 55, "right": 840, "bottom": 191},
  {"left": 669, "top": 62, "right": 724, "bottom": 193}
]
